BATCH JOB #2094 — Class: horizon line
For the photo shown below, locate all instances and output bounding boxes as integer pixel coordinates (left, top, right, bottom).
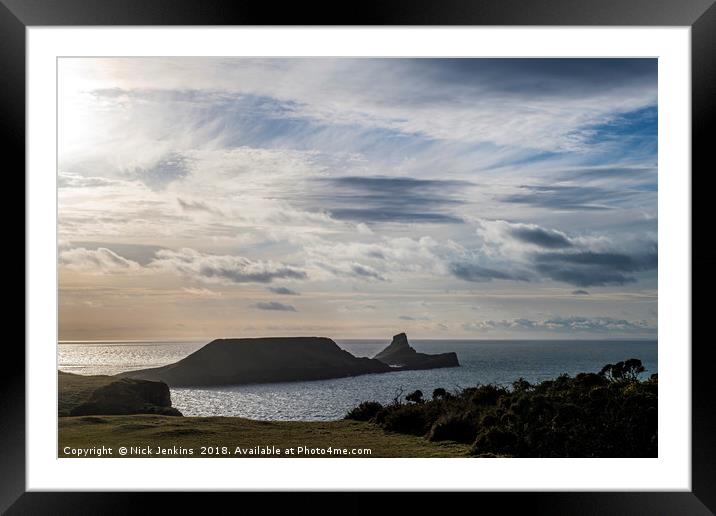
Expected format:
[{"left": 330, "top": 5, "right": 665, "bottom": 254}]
[{"left": 58, "top": 337, "right": 659, "bottom": 344}]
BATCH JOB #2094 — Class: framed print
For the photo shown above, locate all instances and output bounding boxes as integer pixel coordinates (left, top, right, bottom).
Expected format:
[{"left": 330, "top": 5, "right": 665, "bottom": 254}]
[{"left": 4, "top": 0, "right": 714, "bottom": 512}]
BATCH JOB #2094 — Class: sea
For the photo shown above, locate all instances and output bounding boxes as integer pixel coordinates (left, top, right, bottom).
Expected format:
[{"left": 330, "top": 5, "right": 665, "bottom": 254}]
[{"left": 58, "top": 339, "right": 657, "bottom": 421}]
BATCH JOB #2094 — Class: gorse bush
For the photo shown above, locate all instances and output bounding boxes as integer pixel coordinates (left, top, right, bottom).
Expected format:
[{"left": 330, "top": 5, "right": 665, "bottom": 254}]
[
  {"left": 345, "top": 359, "right": 657, "bottom": 458},
  {"left": 405, "top": 390, "right": 424, "bottom": 404},
  {"left": 599, "top": 358, "right": 646, "bottom": 383},
  {"left": 345, "top": 401, "right": 383, "bottom": 422},
  {"left": 432, "top": 387, "right": 448, "bottom": 399},
  {"left": 427, "top": 412, "right": 478, "bottom": 443},
  {"left": 377, "top": 402, "right": 433, "bottom": 435}
]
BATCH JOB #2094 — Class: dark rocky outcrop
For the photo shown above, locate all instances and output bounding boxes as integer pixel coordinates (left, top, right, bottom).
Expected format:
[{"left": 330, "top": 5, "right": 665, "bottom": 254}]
[
  {"left": 119, "top": 337, "right": 392, "bottom": 387},
  {"left": 118, "top": 334, "right": 458, "bottom": 388},
  {"left": 374, "top": 333, "right": 459, "bottom": 370},
  {"left": 69, "top": 377, "right": 182, "bottom": 416}
]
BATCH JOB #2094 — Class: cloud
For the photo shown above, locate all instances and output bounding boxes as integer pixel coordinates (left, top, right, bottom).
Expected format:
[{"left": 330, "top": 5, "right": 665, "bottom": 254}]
[
  {"left": 306, "top": 234, "right": 472, "bottom": 284},
  {"left": 532, "top": 250, "right": 657, "bottom": 287},
  {"left": 177, "top": 198, "right": 222, "bottom": 215},
  {"left": 500, "top": 185, "right": 639, "bottom": 211},
  {"left": 268, "top": 286, "right": 300, "bottom": 296},
  {"left": 150, "top": 248, "right": 307, "bottom": 284},
  {"left": 337, "top": 304, "right": 377, "bottom": 313},
  {"left": 356, "top": 223, "right": 373, "bottom": 235},
  {"left": 429, "top": 59, "right": 656, "bottom": 99},
  {"left": 508, "top": 225, "right": 573, "bottom": 249},
  {"left": 134, "top": 152, "right": 191, "bottom": 190},
  {"left": 464, "top": 316, "right": 653, "bottom": 334},
  {"left": 60, "top": 247, "right": 142, "bottom": 273},
  {"left": 350, "top": 263, "right": 387, "bottom": 280},
  {"left": 307, "top": 176, "right": 469, "bottom": 224},
  {"left": 255, "top": 301, "right": 297, "bottom": 312},
  {"left": 449, "top": 262, "right": 519, "bottom": 283},
  {"left": 76, "top": 58, "right": 656, "bottom": 154},
  {"left": 475, "top": 219, "right": 577, "bottom": 255},
  {"left": 314, "top": 261, "right": 387, "bottom": 282},
  {"left": 182, "top": 287, "right": 222, "bottom": 297},
  {"left": 472, "top": 219, "right": 657, "bottom": 287},
  {"left": 57, "top": 59, "right": 658, "bottom": 340},
  {"left": 560, "top": 166, "right": 656, "bottom": 184},
  {"left": 58, "top": 172, "right": 121, "bottom": 189},
  {"left": 399, "top": 315, "right": 430, "bottom": 321},
  {"left": 70, "top": 241, "right": 165, "bottom": 266},
  {"left": 303, "top": 219, "right": 655, "bottom": 289}
]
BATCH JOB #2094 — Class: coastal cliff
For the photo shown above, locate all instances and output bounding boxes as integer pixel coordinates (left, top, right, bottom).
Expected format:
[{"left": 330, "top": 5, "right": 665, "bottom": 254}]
[
  {"left": 374, "top": 333, "right": 460, "bottom": 370},
  {"left": 59, "top": 371, "right": 182, "bottom": 416}
]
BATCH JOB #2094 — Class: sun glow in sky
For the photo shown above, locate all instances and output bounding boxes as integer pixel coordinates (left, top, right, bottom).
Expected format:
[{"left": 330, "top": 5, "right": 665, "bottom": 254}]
[{"left": 58, "top": 58, "right": 657, "bottom": 341}]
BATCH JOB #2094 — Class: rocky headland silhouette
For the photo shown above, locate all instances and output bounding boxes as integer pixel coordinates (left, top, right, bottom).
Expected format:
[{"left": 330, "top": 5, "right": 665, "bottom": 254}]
[{"left": 118, "top": 333, "right": 459, "bottom": 387}]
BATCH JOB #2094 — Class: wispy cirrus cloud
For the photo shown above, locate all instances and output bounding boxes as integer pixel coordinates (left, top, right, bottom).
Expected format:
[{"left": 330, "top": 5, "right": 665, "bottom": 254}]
[{"left": 500, "top": 184, "right": 642, "bottom": 211}]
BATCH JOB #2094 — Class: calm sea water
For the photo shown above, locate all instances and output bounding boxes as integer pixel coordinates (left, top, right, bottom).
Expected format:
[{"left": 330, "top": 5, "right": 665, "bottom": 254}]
[{"left": 59, "top": 339, "right": 657, "bottom": 421}]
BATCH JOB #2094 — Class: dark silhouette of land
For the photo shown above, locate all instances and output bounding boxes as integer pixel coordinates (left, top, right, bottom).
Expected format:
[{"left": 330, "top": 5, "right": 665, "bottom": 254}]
[
  {"left": 374, "top": 332, "right": 459, "bottom": 369},
  {"left": 117, "top": 333, "right": 459, "bottom": 387},
  {"left": 59, "top": 371, "right": 181, "bottom": 417}
]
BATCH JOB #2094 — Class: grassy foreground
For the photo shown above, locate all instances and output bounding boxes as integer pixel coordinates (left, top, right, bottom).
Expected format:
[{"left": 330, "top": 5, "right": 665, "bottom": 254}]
[{"left": 59, "top": 415, "right": 470, "bottom": 458}]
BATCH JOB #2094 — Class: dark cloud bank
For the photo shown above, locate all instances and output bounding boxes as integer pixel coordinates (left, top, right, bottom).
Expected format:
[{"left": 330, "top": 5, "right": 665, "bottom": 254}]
[
  {"left": 308, "top": 176, "right": 469, "bottom": 224},
  {"left": 255, "top": 301, "right": 297, "bottom": 312}
]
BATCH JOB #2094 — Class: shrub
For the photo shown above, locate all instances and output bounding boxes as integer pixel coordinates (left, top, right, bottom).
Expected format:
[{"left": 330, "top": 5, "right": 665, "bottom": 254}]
[
  {"left": 600, "top": 358, "right": 645, "bottom": 383},
  {"left": 428, "top": 412, "right": 479, "bottom": 443},
  {"left": 381, "top": 403, "right": 431, "bottom": 435},
  {"left": 479, "top": 412, "right": 498, "bottom": 428},
  {"left": 405, "top": 389, "right": 424, "bottom": 404},
  {"left": 346, "top": 357, "right": 657, "bottom": 457},
  {"left": 469, "top": 385, "right": 507, "bottom": 406},
  {"left": 345, "top": 401, "right": 383, "bottom": 421},
  {"left": 512, "top": 377, "right": 531, "bottom": 392},
  {"left": 472, "top": 427, "right": 519, "bottom": 455},
  {"left": 432, "top": 387, "right": 448, "bottom": 399}
]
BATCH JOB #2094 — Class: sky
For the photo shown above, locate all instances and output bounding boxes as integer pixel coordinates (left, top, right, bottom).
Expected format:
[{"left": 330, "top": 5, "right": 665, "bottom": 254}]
[{"left": 58, "top": 58, "right": 657, "bottom": 341}]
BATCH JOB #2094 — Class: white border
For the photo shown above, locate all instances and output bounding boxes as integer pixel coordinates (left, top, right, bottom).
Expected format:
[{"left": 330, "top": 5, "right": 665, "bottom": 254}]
[{"left": 27, "top": 27, "right": 691, "bottom": 491}]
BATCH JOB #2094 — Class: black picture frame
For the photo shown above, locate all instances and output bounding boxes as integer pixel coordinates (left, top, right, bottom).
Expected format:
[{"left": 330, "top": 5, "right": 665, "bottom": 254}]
[{"left": 4, "top": 0, "right": 714, "bottom": 513}]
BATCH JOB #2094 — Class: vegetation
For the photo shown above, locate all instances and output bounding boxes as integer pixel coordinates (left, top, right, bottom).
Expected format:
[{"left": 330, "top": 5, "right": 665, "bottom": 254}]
[
  {"left": 345, "top": 359, "right": 657, "bottom": 457},
  {"left": 58, "top": 371, "right": 116, "bottom": 416},
  {"left": 58, "top": 416, "right": 470, "bottom": 458}
]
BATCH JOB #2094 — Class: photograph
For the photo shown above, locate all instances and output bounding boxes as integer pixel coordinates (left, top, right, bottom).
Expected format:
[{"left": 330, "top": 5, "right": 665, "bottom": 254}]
[{"left": 57, "top": 57, "right": 658, "bottom": 459}]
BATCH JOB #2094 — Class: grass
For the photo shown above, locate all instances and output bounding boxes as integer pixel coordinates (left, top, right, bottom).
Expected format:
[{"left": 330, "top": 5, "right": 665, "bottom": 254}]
[
  {"left": 59, "top": 415, "right": 470, "bottom": 458},
  {"left": 58, "top": 371, "right": 116, "bottom": 416}
]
